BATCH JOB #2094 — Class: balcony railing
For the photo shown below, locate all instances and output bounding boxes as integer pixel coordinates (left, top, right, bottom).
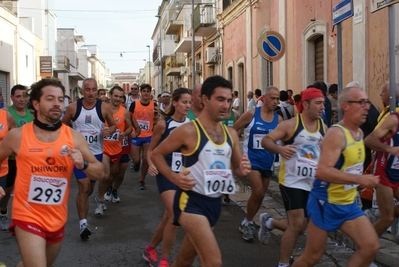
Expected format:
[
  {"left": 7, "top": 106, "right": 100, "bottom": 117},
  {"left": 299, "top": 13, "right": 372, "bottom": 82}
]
[{"left": 193, "top": 4, "right": 216, "bottom": 36}]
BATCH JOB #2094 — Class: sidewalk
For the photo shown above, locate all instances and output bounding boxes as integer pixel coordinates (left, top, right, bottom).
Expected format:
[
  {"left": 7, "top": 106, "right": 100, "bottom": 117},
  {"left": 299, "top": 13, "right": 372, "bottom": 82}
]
[{"left": 230, "top": 176, "right": 399, "bottom": 267}]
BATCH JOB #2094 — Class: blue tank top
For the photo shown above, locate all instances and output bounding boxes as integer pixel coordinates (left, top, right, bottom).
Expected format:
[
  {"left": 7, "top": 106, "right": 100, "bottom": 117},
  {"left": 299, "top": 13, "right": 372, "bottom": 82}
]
[{"left": 243, "top": 107, "right": 279, "bottom": 169}]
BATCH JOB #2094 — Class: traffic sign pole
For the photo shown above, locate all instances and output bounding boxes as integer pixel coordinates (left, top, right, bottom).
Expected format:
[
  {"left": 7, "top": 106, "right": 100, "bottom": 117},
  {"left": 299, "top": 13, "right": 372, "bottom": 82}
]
[{"left": 337, "top": 23, "right": 343, "bottom": 121}]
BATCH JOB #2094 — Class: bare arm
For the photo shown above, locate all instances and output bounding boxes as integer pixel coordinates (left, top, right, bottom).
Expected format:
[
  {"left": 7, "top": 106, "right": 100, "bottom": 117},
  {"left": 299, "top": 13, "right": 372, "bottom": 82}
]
[
  {"left": 364, "top": 114, "right": 399, "bottom": 157},
  {"left": 0, "top": 128, "right": 22, "bottom": 162},
  {"left": 228, "top": 127, "right": 251, "bottom": 177},
  {"left": 316, "top": 127, "right": 379, "bottom": 187},
  {"left": 261, "top": 119, "right": 296, "bottom": 159},
  {"left": 61, "top": 103, "right": 76, "bottom": 126},
  {"left": 147, "top": 119, "right": 166, "bottom": 176},
  {"left": 120, "top": 109, "right": 133, "bottom": 140},
  {"left": 70, "top": 130, "right": 104, "bottom": 179},
  {"left": 7, "top": 112, "right": 16, "bottom": 130},
  {"left": 102, "top": 103, "right": 116, "bottom": 136},
  {"left": 130, "top": 114, "right": 141, "bottom": 138},
  {"left": 232, "top": 109, "right": 255, "bottom": 131}
]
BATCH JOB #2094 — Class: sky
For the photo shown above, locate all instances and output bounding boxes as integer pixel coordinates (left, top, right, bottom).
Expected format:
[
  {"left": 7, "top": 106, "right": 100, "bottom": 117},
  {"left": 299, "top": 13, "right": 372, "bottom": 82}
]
[{"left": 53, "top": 0, "right": 161, "bottom": 74}]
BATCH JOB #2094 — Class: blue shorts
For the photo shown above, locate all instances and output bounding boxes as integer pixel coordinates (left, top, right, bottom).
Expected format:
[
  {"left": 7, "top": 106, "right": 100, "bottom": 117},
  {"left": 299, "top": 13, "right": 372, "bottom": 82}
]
[
  {"left": 119, "top": 154, "right": 130, "bottom": 164},
  {"left": 307, "top": 193, "right": 364, "bottom": 232},
  {"left": 73, "top": 154, "right": 103, "bottom": 180},
  {"left": 251, "top": 166, "right": 273, "bottom": 178},
  {"left": 173, "top": 189, "right": 221, "bottom": 227},
  {"left": 131, "top": 136, "right": 151, "bottom": 146},
  {"left": 156, "top": 174, "right": 177, "bottom": 194}
]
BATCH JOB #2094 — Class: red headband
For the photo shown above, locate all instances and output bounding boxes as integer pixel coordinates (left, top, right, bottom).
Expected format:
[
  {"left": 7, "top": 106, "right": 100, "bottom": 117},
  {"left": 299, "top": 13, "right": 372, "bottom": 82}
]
[{"left": 296, "top": 88, "right": 324, "bottom": 113}]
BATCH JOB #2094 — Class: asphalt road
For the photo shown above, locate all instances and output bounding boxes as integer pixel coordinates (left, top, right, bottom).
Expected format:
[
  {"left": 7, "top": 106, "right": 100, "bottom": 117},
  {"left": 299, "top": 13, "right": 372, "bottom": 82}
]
[{"left": 1, "top": 168, "right": 281, "bottom": 267}]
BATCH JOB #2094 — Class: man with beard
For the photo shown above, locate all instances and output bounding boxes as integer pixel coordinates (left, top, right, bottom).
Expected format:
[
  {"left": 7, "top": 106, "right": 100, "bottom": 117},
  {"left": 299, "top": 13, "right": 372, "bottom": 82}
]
[{"left": 0, "top": 78, "right": 104, "bottom": 266}]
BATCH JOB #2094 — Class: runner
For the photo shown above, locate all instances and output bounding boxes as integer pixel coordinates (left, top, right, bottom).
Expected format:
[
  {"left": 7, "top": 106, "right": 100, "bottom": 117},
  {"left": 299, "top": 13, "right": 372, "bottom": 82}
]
[
  {"left": 151, "top": 75, "right": 251, "bottom": 267},
  {"left": 1, "top": 84, "right": 33, "bottom": 230},
  {"left": 292, "top": 86, "right": 380, "bottom": 266},
  {"left": 143, "top": 88, "right": 191, "bottom": 267},
  {"left": 129, "top": 83, "right": 158, "bottom": 190},
  {"left": 62, "top": 78, "right": 115, "bottom": 239},
  {"left": 233, "top": 86, "right": 281, "bottom": 242},
  {"left": 187, "top": 84, "right": 203, "bottom": 120},
  {"left": 105, "top": 93, "right": 140, "bottom": 203},
  {"left": 364, "top": 94, "right": 399, "bottom": 236},
  {"left": 0, "top": 78, "right": 104, "bottom": 266},
  {"left": 259, "top": 88, "right": 326, "bottom": 267},
  {"left": 96, "top": 86, "right": 133, "bottom": 212},
  {"left": 126, "top": 83, "right": 141, "bottom": 111}
]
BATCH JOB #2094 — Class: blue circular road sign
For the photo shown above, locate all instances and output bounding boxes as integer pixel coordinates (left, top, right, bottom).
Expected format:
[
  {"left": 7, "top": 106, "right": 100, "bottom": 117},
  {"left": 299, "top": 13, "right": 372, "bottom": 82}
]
[{"left": 257, "top": 30, "right": 286, "bottom": 62}]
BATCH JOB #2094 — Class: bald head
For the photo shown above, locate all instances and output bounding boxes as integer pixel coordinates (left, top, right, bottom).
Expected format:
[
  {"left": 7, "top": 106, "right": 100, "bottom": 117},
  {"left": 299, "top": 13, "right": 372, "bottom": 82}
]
[
  {"left": 380, "top": 82, "right": 399, "bottom": 106},
  {"left": 192, "top": 84, "right": 203, "bottom": 111}
]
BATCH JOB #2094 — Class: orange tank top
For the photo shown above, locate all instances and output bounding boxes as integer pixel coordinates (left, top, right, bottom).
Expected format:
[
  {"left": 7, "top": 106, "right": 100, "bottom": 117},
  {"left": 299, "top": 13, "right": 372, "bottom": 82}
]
[
  {"left": 104, "top": 105, "right": 125, "bottom": 155},
  {"left": 13, "top": 123, "right": 75, "bottom": 232},
  {"left": 0, "top": 110, "right": 9, "bottom": 176},
  {"left": 134, "top": 100, "right": 155, "bottom": 138}
]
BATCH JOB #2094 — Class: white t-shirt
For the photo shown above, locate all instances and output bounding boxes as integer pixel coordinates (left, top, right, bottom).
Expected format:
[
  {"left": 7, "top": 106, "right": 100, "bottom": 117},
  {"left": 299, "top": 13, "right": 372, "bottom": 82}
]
[{"left": 232, "top": 98, "right": 241, "bottom": 116}]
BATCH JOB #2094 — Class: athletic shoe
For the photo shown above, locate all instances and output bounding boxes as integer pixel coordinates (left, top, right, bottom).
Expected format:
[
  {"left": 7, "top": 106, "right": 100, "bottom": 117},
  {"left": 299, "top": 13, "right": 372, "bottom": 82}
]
[
  {"left": 112, "top": 189, "right": 121, "bottom": 203},
  {"left": 104, "top": 187, "right": 113, "bottom": 202},
  {"left": 258, "top": 213, "right": 272, "bottom": 244},
  {"left": 80, "top": 223, "right": 91, "bottom": 240},
  {"left": 134, "top": 163, "right": 140, "bottom": 172},
  {"left": 239, "top": 222, "right": 256, "bottom": 242},
  {"left": 130, "top": 163, "right": 135, "bottom": 171},
  {"left": 94, "top": 196, "right": 106, "bottom": 215},
  {"left": 364, "top": 208, "right": 380, "bottom": 224},
  {"left": 143, "top": 248, "right": 158, "bottom": 267},
  {"left": 0, "top": 213, "right": 9, "bottom": 231},
  {"left": 139, "top": 181, "right": 146, "bottom": 190},
  {"left": 159, "top": 259, "right": 170, "bottom": 267}
]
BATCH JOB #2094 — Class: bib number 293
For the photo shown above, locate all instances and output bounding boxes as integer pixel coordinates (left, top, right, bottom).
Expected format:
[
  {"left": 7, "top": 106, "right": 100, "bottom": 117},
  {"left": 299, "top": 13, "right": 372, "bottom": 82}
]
[{"left": 28, "top": 175, "right": 67, "bottom": 205}]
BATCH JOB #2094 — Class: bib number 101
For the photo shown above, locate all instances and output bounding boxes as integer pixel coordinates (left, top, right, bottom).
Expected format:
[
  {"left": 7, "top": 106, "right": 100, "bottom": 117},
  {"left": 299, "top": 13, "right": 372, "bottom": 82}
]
[{"left": 296, "top": 166, "right": 315, "bottom": 178}]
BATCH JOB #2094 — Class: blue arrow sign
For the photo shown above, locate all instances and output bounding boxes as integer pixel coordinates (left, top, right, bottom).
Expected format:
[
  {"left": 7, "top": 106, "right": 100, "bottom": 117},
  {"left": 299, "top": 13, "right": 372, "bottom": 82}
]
[{"left": 333, "top": 0, "right": 353, "bottom": 25}]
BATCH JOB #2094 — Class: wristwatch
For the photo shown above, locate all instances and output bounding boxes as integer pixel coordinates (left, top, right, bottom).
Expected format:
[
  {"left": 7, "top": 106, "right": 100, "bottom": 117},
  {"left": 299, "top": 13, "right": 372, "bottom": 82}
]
[{"left": 80, "top": 160, "right": 89, "bottom": 170}]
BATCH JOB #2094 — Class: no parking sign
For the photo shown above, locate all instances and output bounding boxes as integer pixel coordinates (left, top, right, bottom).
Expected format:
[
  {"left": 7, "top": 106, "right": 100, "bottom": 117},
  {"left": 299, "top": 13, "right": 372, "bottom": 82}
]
[{"left": 257, "top": 30, "right": 286, "bottom": 62}]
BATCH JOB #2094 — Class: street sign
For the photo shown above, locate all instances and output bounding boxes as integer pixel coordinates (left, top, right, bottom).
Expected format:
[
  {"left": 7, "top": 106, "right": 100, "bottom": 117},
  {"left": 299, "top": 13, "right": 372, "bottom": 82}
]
[
  {"left": 257, "top": 30, "right": 285, "bottom": 62},
  {"left": 371, "top": 0, "right": 399, "bottom": 13},
  {"left": 333, "top": 0, "right": 353, "bottom": 25}
]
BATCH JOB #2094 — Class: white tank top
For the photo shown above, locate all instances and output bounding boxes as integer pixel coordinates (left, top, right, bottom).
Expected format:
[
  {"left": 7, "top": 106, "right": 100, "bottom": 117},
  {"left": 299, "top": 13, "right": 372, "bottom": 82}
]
[{"left": 72, "top": 99, "right": 105, "bottom": 155}]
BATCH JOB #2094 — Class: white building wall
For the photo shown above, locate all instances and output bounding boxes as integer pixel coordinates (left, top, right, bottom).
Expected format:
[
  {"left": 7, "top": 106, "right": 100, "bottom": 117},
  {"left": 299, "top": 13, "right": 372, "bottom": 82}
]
[
  {"left": 0, "top": 7, "right": 18, "bottom": 103},
  {"left": 18, "top": 24, "right": 36, "bottom": 86}
]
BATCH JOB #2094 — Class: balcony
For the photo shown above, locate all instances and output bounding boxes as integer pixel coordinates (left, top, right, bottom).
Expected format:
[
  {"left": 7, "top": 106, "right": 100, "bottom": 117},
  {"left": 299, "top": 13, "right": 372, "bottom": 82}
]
[
  {"left": 153, "top": 39, "right": 177, "bottom": 66},
  {"left": 174, "top": 36, "right": 202, "bottom": 54},
  {"left": 193, "top": 4, "right": 216, "bottom": 36},
  {"left": 54, "top": 55, "right": 70, "bottom": 73},
  {"left": 165, "top": 55, "right": 185, "bottom": 76},
  {"left": 164, "top": 8, "right": 184, "bottom": 35}
]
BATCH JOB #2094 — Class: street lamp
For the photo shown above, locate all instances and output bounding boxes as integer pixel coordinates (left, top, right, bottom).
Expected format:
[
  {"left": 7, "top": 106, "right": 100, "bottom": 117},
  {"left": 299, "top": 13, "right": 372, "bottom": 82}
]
[{"left": 146, "top": 45, "right": 151, "bottom": 85}]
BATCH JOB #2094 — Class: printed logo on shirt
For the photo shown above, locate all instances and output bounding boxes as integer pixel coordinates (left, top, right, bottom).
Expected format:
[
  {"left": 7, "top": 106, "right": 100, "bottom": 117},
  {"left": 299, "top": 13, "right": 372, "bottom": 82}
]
[
  {"left": 59, "top": 145, "right": 69, "bottom": 156},
  {"left": 210, "top": 161, "right": 226, "bottom": 169},
  {"left": 0, "top": 124, "right": 4, "bottom": 130},
  {"left": 85, "top": 115, "right": 92, "bottom": 124}
]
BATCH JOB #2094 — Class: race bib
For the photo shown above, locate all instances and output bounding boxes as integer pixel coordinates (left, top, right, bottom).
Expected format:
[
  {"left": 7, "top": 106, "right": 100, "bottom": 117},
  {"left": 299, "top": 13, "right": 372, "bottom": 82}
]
[
  {"left": 343, "top": 162, "right": 363, "bottom": 190},
  {"left": 171, "top": 152, "right": 182, "bottom": 172},
  {"left": 122, "top": 135, "right": 129, "bottom": 147},
  {"left": 252, "top": 134, "right": 266, "bottom": 149},
  {"left": 83, "top": 133, "right": 99, "bottom": 144},
  {"left": 138, "top": 120, "right": 150, "bottom": 131},
  {"left": 104, "top": 130, "right": 120, "bottom": 141},
  {"left": 391, "top": 157, "right": 399, "bottom": 170},
  {"left": 294, "top": 157, "right": 317, "bottom": 179},
  {"left": 28, "top": 175, "right": 68, "bottom": 205},
  {"left": 203, "top": 169, "right": 236, "bottom": 195}
]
